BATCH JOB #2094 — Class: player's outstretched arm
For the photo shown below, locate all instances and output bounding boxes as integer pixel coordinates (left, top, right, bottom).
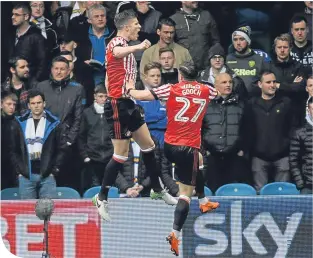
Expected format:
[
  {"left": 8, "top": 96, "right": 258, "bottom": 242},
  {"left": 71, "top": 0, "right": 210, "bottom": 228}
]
[
  {"left": 129, "top": 83, "right": 171, "bottom": 101},
  {"left": 113, "top": 40, "right": 151, "bottom": 59},
  {"left": 128, "top": 89, "right": 156, "bottom": 101}
]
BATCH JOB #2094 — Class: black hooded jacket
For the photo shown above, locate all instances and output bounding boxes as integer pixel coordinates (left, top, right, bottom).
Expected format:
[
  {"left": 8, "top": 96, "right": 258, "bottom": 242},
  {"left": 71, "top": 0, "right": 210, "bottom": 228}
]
[
  {"left": 270, "top": 57, "right": 309, "bottom": 127},
  {"left": 8, "top": 25, "right": 47, "bottom": 82}
]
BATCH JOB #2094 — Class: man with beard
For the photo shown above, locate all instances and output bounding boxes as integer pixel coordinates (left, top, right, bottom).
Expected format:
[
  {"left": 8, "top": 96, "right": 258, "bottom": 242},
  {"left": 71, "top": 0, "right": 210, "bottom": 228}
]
[
  {"left": 226, "top": 26, "right": 269, "bottom": 96},
  {"left": 244, "top": 71, "right": 292, "bottom": 193},
  {"left": 1, "top": 92, "right": 18, "bottom": 190},
  {"left": 290, "top": 15, "right": 313, "bottom": 69},
  {"left": 1, "top": 57, "right": 33, "bottom": 116}
]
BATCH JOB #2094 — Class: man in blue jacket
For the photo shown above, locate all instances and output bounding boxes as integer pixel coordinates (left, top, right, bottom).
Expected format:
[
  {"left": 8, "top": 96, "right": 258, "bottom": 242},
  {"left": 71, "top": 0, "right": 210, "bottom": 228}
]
[{"left": 9, "top": 89, "right": 65, "bottom": 199}]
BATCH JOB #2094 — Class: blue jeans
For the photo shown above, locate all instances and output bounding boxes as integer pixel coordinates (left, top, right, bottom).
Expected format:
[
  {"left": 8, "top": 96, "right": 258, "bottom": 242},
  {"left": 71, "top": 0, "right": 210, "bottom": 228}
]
[{"left": 18, "top": 174, "right": 57, "bottom": 199}]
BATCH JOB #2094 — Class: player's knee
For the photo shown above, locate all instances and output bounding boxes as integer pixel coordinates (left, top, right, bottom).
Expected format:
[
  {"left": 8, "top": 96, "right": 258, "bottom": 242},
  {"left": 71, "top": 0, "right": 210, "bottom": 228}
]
[
  {"left": 176, "top": 195, "right": 191, "bottom": 214},
  {"left": 140, "top": 143, "right": 155, "bottom": 153},
  {"left": 113, "top": 153, "right": 128, "bottom": 163}
]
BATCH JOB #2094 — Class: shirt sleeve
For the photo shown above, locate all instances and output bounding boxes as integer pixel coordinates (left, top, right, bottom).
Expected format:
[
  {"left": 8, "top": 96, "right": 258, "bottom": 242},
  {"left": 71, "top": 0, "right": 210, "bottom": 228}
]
[
  {"left": 109, "top": 37, "right": 125, "bottom": 52},
  {"left": 151, "top": 84, "right": 172, "bottom": 100},
  {"left": 208, "top": 85, "right": 218, "bottom": 100}
]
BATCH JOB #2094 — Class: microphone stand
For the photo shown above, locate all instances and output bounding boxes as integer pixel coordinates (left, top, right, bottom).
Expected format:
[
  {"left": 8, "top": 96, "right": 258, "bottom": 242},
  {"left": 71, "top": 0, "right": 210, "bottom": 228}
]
[{"left": 42, "top": 218, "right": 50, "bottom": 258}]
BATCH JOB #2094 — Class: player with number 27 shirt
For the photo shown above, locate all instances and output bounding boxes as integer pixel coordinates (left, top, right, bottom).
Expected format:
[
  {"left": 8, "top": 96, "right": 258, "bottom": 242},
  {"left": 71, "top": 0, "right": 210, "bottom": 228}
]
[{"left": 128, "top": 62, "right": 220, "bottom": 256}]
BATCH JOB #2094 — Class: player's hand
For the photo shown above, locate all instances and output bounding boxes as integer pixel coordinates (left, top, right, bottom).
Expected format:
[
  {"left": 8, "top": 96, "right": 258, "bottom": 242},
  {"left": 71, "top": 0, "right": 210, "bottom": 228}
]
[
  {"left": 84, "top": 60, "right": 90, "bottom": 65},
  {"left": 293, "top": 76, "right": 303, "bottom": 83},
  {"left": 138, "top": 39, "right": 151, "bottom": 50},
  {"left": 126, "top": 188, "right": 139, "bottom": 198}
]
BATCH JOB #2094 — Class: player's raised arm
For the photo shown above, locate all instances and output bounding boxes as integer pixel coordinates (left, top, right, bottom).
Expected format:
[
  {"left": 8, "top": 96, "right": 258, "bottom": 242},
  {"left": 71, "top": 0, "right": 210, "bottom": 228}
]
[
  {"left": 128, "top": 83, "right": 172, "bottom": 101},
  {"left": 128, "top": 88, "right": 155, "bottom": 100},
  {"left": 113, "top": 39, "right": 151, "bottom": 59}
]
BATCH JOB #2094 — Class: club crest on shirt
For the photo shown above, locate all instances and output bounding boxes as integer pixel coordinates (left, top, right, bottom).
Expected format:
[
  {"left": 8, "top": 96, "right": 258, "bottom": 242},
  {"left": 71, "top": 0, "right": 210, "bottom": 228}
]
[{"left": 249, "top": 60, "right": 255, "bottom": 68}]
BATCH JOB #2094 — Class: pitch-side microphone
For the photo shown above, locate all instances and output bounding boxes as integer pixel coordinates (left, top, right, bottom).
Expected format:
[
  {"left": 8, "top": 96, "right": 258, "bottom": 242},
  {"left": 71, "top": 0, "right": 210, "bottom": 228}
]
[
  {"left": 35, "top": 198, "right": 54, "bottom": 221},
  {"left": 35, "top": 198, "right": 54, "bottom": 258}
]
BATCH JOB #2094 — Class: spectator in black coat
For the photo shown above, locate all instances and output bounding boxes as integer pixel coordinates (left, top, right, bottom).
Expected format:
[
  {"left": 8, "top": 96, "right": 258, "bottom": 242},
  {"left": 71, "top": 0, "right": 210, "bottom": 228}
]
[
  {"left": 270, "top": 33, "right": 309, "bottom": 127},
  {"left": 289, "top": 97, "right": 313, "bottom": 194},
  {"left": 290, "top": 15, "right": 313, "bottom": 68},
  {"left": 292, "top": 2, "right": 313, "bottom": 41},
  {"left": 78, "top": 85, "right": 135, "bottom": 195},
  {"left": 30, "top": 1, "right": 59, "bottom": 68},
  {"left": 244, "top": 71, "right": 293, "bottom": 192},
  {"left": 9, "top": 3, "right": 47, "bottom": 83},
  {"left": 202, "top": 73, "right": 249, "bottom": 192},
  {"left": 51, "top": 4, "right": 73, "bottom": 40},
  {"left": 1, "top": 92, "right": 18, "bottom": 190}
]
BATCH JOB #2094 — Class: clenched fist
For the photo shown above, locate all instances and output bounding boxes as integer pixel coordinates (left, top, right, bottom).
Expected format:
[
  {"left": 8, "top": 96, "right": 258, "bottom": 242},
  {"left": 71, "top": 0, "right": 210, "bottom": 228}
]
[{"left": 137, "top": 39, "right": 151, "bottom": 50}]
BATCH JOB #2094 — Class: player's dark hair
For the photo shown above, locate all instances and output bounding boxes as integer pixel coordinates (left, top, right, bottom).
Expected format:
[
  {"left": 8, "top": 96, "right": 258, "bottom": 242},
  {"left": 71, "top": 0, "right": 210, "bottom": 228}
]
[{"left": 179, "top": 61, "right": 197, "bottom": 80}]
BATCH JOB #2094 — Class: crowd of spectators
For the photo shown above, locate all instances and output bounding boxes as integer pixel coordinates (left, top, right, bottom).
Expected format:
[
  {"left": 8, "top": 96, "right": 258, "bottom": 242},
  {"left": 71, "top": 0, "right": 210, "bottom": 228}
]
[{"left": 1, "top": 1, "right": 312, "bottom": 198}]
